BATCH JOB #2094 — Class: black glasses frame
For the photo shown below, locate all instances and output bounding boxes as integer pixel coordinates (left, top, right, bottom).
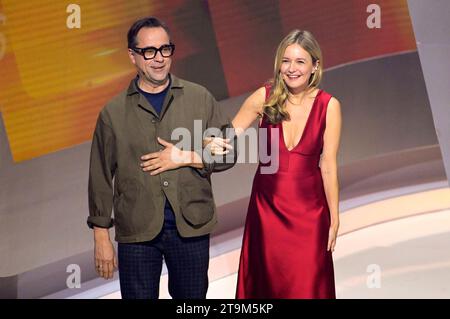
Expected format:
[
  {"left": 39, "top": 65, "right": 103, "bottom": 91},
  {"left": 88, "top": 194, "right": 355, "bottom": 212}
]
[{"left": 131, "top": 43, "right": 175, "bottom": 60}]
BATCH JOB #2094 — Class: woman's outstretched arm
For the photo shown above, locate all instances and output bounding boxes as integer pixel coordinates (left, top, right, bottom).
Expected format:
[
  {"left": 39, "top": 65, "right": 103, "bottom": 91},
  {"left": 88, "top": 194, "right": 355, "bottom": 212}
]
[
  {"left": 204, "top": 87, "right": 266, "bottom": 155},
  {"left": 232, "top": 86, "right": 266, "bottom": 135}
]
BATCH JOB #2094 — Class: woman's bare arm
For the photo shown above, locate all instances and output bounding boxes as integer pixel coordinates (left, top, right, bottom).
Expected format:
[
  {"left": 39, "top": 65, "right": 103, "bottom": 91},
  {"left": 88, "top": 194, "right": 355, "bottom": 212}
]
[
  {"left": 232, "top": 87, "right": 266, "bottom": 135},
  {"left": 320, "top": 97, "right": 342, "bottom": 251}
]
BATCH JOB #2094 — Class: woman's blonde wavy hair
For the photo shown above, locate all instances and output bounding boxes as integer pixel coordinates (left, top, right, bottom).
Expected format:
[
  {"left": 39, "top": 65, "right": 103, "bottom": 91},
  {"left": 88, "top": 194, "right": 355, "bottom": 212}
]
[{"left": 264, "top": 30, "right": 322, "bottom": 124}]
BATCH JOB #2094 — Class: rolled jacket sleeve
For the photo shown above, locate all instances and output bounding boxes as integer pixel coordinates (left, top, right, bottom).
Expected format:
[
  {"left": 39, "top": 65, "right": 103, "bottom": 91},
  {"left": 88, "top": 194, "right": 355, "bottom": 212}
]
[{"left": 87, "top": 111, "right": 116, "bottom": 229}]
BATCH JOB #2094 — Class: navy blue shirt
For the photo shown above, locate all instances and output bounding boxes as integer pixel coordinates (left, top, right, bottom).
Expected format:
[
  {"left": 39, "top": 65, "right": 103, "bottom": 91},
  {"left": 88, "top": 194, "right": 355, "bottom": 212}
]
[{"left": 136, "top": 78, "right": 176, "bottom": 227}]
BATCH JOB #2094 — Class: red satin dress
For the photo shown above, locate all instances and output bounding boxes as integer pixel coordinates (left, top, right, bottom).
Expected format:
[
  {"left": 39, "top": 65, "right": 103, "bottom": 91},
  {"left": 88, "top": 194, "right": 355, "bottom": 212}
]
[{"left": 236, "top": 87, "right": 336, "bottom": 299}]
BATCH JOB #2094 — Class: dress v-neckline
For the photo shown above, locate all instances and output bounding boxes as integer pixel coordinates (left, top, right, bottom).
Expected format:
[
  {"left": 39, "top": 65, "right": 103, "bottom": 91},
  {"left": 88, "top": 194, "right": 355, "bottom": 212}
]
[{"left": 280, "top": 89, "right": 322, "bottom": 152}]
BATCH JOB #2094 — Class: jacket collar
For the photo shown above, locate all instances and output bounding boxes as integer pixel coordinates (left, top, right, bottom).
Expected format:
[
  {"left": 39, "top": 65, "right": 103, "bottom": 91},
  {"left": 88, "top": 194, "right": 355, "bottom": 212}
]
[{"left": 127, "top": 74, "right": 184, "bottom": 118}]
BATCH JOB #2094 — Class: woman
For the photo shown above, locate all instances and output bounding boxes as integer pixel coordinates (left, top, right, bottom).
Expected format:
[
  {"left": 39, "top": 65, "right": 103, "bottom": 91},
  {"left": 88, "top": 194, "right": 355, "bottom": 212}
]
[{"left": 209, "top": 29, "right": 341, "bottom": 298}]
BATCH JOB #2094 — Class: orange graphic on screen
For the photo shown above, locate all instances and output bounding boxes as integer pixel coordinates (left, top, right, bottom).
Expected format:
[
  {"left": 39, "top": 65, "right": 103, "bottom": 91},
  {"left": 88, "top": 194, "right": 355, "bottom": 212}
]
[
  {"left": 0, "top": 0, "right": 416, "bottom": 162},
  {"left": 0, "top": 0, "right": 153, "bottom": 162}
]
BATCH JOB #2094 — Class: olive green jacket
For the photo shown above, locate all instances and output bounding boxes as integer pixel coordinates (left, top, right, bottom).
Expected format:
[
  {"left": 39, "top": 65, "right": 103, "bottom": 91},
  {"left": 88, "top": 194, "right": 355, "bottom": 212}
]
[{"left": 87, "top": 75, "right": 236, "bottom": 243}]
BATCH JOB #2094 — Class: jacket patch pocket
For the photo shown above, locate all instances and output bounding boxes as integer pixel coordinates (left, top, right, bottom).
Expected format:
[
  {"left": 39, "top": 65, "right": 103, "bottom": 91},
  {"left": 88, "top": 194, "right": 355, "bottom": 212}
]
[{"left": 179, "top": 180, "right": 215, "bottom": 226}]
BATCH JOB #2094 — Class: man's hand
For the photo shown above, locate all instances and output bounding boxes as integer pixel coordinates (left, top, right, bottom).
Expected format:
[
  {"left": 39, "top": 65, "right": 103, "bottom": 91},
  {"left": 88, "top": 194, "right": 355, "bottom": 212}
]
[
  {"left": 141, "top": 137, "right": 189, "bottom": 175},
  {"left": 94, "top": 227, "right": 117, "bottom": 279}
]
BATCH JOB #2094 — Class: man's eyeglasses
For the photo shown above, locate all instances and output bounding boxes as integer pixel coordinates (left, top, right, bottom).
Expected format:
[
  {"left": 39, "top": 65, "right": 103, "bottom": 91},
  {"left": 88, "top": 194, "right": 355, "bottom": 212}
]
[{"left": 130, "top": 43, "right": 175, "bottom": 60}]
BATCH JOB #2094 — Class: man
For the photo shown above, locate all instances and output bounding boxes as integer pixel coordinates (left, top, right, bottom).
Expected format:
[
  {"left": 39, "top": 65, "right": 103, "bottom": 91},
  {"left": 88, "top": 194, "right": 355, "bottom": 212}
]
[{"left": 87, "top": 17, "right": 236, "bottom": 299}]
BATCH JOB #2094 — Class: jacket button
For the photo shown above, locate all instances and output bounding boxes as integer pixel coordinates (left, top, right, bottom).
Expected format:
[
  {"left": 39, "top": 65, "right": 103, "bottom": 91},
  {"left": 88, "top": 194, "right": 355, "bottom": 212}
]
[
  {"left": 163, "top": 181, "right": 169, "bottom": 187},
  {"left": 151, "top": 118, "right": 157, "bottom": 124}
]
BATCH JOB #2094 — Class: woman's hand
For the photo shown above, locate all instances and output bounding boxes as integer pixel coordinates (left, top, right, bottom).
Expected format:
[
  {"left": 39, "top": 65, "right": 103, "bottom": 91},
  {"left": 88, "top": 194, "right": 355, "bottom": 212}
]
[
  {"left": 327, "top": 223, "right": 339, "bottom": 252},
  {"left": 203, "top": 137, "right": 232, "bottom": 156}
]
